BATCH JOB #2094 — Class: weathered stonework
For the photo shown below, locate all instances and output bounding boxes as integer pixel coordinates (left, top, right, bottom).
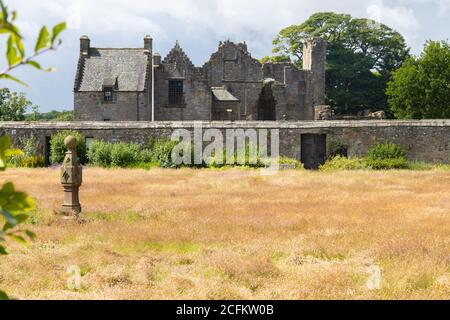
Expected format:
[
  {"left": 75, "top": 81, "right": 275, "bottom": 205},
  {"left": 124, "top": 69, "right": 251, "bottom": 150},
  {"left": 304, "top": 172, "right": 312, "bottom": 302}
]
[
  {"left": 74, "top": 36, "right": 327, "bottom": 122},
  {"left": 1, "top": 121, "right": 449, "bottom": 165}
]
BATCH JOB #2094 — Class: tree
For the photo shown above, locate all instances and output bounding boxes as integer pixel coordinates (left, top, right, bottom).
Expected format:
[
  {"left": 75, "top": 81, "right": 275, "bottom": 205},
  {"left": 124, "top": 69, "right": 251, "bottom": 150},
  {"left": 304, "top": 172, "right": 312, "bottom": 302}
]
[
  {"left": 387, "top": 40, "right": 450, "bottom": 119},
  {"left": 24, "top": 109, "right": 74, "bottom": 122},
  {"left": 0, "top": 0, "right": 65, "bottom": 299},
  {"left": 0, "top": 88, "right": 33, "bottom": 121},
  {"left": 269, "top": 12, "right": 410, "bottom": 116}
]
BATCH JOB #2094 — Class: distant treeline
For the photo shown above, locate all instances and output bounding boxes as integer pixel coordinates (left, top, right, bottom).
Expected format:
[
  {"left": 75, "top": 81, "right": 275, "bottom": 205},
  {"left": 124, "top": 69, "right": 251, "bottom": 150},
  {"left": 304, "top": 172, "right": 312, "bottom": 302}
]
[{"left": 25, "top": 110, "right": 74, "bottom": 121}]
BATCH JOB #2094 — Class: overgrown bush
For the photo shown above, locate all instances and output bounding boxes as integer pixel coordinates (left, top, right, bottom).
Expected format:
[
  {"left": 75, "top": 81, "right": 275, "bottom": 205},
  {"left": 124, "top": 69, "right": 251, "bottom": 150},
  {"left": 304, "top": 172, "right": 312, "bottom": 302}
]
[
  {"left": 88, "top": 140, "right": 152, "bottom": 168},
  {"left": 328, "top": 140, "right": 348, "bottom": 159},
  {"left": 50, "top": 130, "right": 87, "bottom": 165},
  {"left": 5, "top": 134, "right": 45, "bottom": 168},
  {"left": 110, "top": 143, "right": 142, "bottom": 168},
  {"left": 320, "top": 156, "right": 368, "bottom": 171},
  {"left": 6, "top": 149, "right": 44, "bottom": 168},
  {"left": 87, "top": 140, "right": 113, "bottom": 167},
  {"left": 366, "top": 157, "right": 409, "bottom": 170},
  {"left": 276, "top": 157, "right": 304, "bottom": 170},
  {"left": 366, "top": 142, "right": 408, "bottom": 169},
  {"left": 18, "top": 134, "right": 40, "bottom": 158},
  {"left": 151, "top": 139, "right": 179, "bottom": 168},
  {"left": 367, "top": 142, "right": 406, "bottom": 160}
]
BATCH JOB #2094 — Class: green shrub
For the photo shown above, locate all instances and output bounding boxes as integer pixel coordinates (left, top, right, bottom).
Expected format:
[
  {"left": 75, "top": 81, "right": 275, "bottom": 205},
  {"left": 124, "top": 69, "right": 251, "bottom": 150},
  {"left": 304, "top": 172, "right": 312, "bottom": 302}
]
[
  {"left": 328, "top": 140, "right": 348, "bottom": 159},
  {"left": 87, "top": 140, "right": 113, "bottom": 167},
  {"left": 140, "top": 148, "right": 153, "bottom": 163},
  {"left": 110, "top": 142, "right": 141, "bottom": 168},
  {"left": 50, "top": 130, "right": 86, "bottom": 165},
  {"left": 366, "top": 142, "right": 408, "bottom": 170},
  {"left": 18, "top": 134, "right": 40, "bottom": 158},
  {"left": 367, "top": 142, "right": 406, "bottom": 161},
  {"left": 366, "top": 158, "right": 409, "bottom": 170},
  {"left": 320, "top": 156, "right": 368, "bottom": 171},
  {"left": 21, "top": 156, "right": 45, "bottom": 168},
  {"left": 88, "top": 140, "right": 152, "bottom": 168},
  {"left": 6, "top": 148, "right": 44, "bottom": 168},
  {"left": 277, "top": 157, "right": 304, "bottom": 170},
  {"left": 151, "top": 139, "right": 179, "bottom": 168}
]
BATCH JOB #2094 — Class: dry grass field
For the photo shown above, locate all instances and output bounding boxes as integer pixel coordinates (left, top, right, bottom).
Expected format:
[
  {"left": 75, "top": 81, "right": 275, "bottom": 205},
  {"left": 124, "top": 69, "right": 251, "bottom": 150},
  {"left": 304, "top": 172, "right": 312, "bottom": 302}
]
[{"left": 0, "top": 168, "right": 449, "bottom": 300}]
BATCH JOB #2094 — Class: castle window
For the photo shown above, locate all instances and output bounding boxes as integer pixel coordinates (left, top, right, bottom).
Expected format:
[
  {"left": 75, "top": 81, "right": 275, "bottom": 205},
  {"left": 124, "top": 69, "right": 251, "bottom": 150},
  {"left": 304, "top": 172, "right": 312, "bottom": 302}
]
[
  {"left": 103, "top": 87, "right": 114, "bottom": 102},
  {"left": 168, "top": 80, "right": 183, "bottom": 106}
]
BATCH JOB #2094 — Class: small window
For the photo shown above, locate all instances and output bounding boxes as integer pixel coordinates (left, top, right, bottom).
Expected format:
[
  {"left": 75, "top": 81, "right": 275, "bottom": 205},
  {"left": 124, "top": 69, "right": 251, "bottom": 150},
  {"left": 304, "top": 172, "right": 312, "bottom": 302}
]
[
  {"left": 168, "top": 80, "right": 183, "bottom": 106},
  {"left": 103, "top": 87, "right": 114, "bottom": 102}
]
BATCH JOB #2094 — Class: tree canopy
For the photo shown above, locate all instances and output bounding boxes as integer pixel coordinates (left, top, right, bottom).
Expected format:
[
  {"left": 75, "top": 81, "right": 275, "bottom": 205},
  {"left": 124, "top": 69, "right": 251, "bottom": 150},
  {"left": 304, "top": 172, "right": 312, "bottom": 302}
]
[
  {"left": 387, "top": 40, "right": 450, "bottom": 119},
  {"left": 268, "top": 12, "right": 410, "bottom": 116},
  {"left": 0, "top": 88, "right": 33, "bottom": 121}
]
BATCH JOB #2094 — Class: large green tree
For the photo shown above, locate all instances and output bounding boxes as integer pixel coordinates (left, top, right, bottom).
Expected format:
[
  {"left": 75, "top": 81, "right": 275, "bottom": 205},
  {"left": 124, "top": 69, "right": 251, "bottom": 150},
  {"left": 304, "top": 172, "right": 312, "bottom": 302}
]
[
  {"left": 387, "top": 40, "right": 450, "bottom": 119},
  {"left": 0, "top": 88, "right": 33, "bottom": 121},
  {"left": 266, "top": 12, "right": 410, "bottom": 116}
]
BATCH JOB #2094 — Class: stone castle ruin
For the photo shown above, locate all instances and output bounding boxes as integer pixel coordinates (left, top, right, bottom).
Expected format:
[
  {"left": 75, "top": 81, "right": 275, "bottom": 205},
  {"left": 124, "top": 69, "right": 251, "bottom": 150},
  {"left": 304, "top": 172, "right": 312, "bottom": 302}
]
[
  {"left": 1, "top": 35, "right": 449, "bottom": 169},
  {"left": 74, "top": 36, "right": 327, "bottom": 122}
]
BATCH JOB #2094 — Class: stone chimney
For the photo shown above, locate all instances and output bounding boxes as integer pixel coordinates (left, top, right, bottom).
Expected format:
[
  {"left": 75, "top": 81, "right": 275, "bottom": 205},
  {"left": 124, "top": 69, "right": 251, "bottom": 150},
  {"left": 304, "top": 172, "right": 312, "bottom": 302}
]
[
  {"left": 153, "top": 53, "right": 161, "bottom": 66},
  {"left": 80, "top": 35, "right": 90, "bottom": 56},
  {"left": 144, "top": 35, "right": 153, "bottom": 53}
]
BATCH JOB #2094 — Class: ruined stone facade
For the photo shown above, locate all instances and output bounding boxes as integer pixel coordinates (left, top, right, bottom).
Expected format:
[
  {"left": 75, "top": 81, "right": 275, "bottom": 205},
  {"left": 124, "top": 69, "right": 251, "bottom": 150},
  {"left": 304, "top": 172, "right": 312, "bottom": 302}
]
[{"left": 74, "top": 36, "right": 327, "bottom": 121}]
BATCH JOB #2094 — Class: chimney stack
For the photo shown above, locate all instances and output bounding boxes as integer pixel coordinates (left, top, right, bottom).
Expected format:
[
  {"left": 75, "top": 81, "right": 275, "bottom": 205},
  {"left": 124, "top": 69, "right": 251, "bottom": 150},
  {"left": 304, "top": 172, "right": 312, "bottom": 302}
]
[
  {"left": 144, "top": 35, "right": 153, "bottom": 53},
  {"left": 80, "top": 35, "right": 90, "bottom": 56}
]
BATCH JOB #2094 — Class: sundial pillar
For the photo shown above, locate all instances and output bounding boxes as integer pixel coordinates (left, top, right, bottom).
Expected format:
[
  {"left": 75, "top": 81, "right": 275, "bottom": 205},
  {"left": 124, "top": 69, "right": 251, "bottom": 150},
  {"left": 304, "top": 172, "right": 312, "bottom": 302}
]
[{"left": 61, "top": 136, "right": 83, "bottom": 219}]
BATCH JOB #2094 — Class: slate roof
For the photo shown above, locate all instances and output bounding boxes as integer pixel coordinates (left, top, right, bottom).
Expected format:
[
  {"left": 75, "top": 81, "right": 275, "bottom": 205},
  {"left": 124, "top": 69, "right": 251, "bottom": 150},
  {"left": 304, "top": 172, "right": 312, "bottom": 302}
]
[
  {"left": 75, "top": 48, "right": 150, "bottom": 92},
  {"left": 212, "top": 87, "right": 239, "bottom": 102}
]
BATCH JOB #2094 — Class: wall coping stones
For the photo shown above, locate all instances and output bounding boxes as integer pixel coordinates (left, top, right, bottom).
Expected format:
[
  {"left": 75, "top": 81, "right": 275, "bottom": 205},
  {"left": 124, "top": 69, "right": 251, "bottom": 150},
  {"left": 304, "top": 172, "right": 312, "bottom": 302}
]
[{"left": 1, "top": 120, "right": 450, "bottom": 131}]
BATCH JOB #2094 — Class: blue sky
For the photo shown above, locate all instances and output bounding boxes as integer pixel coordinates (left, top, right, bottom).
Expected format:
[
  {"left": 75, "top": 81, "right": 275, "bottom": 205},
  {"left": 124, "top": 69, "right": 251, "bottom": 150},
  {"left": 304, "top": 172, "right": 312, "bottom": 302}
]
[{"left": 1, "top": 0, "right": 449, "bottom": 112}]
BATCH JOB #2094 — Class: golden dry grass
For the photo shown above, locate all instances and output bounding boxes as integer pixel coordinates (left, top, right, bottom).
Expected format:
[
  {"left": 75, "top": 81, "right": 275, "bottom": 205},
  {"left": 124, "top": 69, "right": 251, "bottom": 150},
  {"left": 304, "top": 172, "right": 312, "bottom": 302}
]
[{"left": 1, "top": 168, "right": 449, "bottom": 300}]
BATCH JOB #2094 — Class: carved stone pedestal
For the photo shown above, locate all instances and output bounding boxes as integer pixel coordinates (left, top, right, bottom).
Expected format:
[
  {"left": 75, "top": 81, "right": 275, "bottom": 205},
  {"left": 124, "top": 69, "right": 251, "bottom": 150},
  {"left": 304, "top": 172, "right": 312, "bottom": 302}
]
[{"left": 61, "top": 136, "right": 83, "bottom": 220}]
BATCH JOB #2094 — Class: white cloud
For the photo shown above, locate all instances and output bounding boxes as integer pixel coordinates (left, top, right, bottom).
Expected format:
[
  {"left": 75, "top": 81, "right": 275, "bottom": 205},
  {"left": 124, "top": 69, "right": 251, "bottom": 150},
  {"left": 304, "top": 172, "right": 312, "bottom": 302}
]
[
  {"left": 2, "top": 0, "right": 448, "bottom": 111},
  {"left": 367, "top": 0, "right": 420, "bottom": 44}
]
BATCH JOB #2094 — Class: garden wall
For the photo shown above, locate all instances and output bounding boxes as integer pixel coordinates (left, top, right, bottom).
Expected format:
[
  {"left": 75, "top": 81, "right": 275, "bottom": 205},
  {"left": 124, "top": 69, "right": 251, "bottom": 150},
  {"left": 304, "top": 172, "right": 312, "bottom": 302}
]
[{"left": 0, "top": 120, "right": 449, "bottom": 166}]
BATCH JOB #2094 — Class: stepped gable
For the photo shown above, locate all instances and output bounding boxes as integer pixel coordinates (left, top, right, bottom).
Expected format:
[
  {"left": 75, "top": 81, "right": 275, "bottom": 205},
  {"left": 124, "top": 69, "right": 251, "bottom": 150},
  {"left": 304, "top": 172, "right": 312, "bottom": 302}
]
[{"left": 202, "top": 40, "right": 262, "bottom": 70}]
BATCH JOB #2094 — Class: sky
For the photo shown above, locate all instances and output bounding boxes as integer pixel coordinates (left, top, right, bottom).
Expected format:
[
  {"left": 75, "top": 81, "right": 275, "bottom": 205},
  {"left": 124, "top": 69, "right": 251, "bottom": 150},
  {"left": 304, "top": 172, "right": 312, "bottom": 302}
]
[{"left": 1, "top": 0, "right": 449, "bottom": 112}]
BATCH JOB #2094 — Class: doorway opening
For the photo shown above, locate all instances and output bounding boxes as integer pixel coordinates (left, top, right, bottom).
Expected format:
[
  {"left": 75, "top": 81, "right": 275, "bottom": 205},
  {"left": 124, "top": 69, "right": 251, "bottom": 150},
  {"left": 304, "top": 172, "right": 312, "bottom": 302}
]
[
  {"left": 44, "top": 136, "right": 51, "bottom": 167},
  {"left": 301, "top": 134, "right": 327, "bottom": 170},
  {"left": 257, "top": 84, "right": 276, "bottom": 120}
]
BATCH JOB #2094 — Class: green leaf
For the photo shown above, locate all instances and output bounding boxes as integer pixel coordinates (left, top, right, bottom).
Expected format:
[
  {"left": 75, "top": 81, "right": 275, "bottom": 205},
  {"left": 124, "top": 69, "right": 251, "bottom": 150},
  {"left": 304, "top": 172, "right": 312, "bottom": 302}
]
[
  {"left": 0, "top": 245, "right": 8, "bottom": 255},
  {"left": 0, "top": 73, "right": 28, "bottom": 86},
  {"left": 1, "top": 209, "right": 18, "bottom": 226},
  {"left": 35, "top": 26, "right": 50, "bottom": 52},
  {"left": 0, "top": 290, "right": 9, "bottom": 300},
  {"left": 6, "top": 35, "right": 21, "bottom": 66},
  {"left": 0, "top": 135, "right": 11, "bottom": 171},
  {"left": 8, "top": 234, "right": 28, "bottom": 247},
  {"left": 25, "top": 230, "right": 36, "bottom": 241},
  {"left": 27, "top": 61, "right": 55, "bottom": 72},
  {"left": 13, "top": 33, "right": 24, "bottom": 57},
  {"left": 3, "top": 214, "right": 29, "bottom": 231},
  {"left": 51, "top": 22, "right": 66, "bottom": 44},
  {"left": 0, "top": 135, "right": 11, "bottom": 153}
]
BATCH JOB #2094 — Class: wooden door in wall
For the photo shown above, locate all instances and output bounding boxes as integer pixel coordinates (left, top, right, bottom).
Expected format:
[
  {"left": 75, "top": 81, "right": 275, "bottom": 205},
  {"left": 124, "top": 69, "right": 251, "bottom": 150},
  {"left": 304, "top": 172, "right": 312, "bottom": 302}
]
[{"left": 301, "top": 134, "right": 327, "bottom": 170}]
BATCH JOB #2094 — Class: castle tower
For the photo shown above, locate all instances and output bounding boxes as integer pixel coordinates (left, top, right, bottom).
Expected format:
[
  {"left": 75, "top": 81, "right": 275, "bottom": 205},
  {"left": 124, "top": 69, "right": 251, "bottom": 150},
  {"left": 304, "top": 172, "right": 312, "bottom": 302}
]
[{"left": 303, "top": 38, "right": 327, "bottom": 112}]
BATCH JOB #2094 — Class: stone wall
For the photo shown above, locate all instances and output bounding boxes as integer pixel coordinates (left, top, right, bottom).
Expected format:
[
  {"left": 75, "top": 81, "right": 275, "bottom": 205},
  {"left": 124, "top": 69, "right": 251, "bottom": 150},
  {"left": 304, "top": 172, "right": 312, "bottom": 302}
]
[
  {"left": 75, "top": 91, "right": 150, "bottom": 121},
  {"left": 1, "top": 121, "right": 449, "bottom": 165}
]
